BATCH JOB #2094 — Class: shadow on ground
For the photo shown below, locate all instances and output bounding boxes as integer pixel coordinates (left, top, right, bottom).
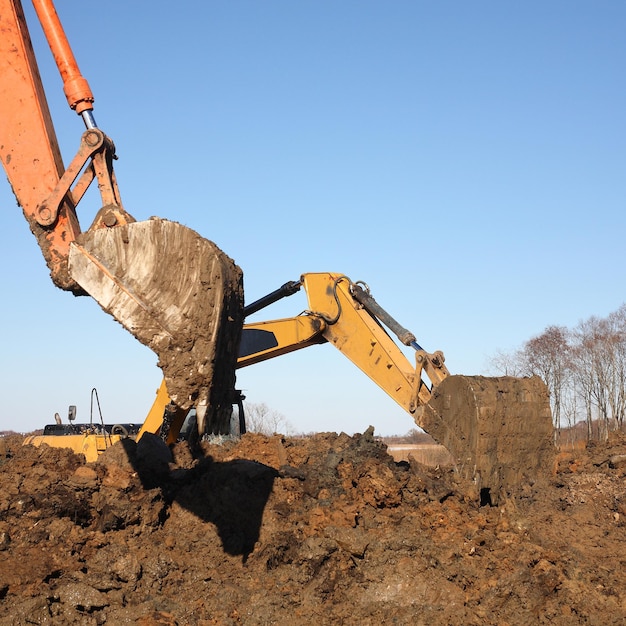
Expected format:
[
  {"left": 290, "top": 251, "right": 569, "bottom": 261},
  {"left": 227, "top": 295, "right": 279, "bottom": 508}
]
[{"left": 120, "top": 434, "right": 277, "bottom": 561}]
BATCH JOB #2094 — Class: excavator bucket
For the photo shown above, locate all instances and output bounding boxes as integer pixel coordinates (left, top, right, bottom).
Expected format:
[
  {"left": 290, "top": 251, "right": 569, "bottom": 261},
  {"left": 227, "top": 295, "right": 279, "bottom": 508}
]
[
  {"left": 416, "top": 375, "right": 554, "bottom": 505},
  {"left": 68, "top": 218, "right": 244, "bottom": 435}
]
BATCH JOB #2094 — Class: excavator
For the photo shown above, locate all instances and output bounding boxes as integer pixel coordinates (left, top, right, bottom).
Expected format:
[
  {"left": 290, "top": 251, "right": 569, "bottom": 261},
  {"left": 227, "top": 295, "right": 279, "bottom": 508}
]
[{"left": 2, "top": 0, "right": 554, "bottom": 503}]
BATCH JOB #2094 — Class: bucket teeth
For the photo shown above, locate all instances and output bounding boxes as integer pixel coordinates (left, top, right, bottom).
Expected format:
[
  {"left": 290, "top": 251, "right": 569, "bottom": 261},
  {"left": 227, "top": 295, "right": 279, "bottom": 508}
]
[{"left": 195, "top": 400, "right": 208, "bottom": 438}]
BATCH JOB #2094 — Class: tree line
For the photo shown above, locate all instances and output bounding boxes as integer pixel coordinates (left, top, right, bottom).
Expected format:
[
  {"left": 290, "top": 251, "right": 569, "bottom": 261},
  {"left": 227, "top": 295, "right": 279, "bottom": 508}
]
[{"left": 492, "top": 304, "right": 626, "bottom": 441}]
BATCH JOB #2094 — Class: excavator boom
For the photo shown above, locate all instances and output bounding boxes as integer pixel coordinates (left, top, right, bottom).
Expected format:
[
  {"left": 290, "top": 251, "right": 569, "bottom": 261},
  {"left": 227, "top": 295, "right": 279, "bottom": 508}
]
[{"left": 0, "top": 0, "right": 244, "bottom": 432}]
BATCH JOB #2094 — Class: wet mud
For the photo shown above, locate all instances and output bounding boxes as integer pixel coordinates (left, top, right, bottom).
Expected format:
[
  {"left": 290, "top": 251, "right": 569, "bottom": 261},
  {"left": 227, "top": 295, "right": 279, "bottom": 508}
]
[{"left": 0, "top": 429, "right": 625, "bottom": 625}]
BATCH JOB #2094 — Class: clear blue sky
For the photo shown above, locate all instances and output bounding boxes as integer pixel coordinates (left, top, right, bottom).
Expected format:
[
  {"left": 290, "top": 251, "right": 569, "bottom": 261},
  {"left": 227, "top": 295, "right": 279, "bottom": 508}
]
[{"left": 1, "top": 1, "right": 624, "bottom": 436}]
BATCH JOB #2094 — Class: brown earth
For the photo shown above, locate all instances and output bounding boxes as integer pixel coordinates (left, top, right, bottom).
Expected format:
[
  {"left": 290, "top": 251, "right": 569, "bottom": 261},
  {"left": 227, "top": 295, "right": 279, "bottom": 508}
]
[{"left": 0, "top": 428, "right": 625, "bottom": 625}]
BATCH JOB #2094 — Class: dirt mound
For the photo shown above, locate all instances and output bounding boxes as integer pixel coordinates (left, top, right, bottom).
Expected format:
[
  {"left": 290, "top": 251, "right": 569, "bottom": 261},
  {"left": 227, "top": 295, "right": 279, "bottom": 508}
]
[{"left": 0, "top": 429, "right": 625, "bottom": 625}]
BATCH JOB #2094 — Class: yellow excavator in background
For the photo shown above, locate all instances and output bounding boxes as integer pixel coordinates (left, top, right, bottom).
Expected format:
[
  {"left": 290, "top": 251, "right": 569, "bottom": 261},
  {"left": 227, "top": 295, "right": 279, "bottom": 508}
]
[{"left": 3, "top": 0, "right": 554, "bottom": 503}]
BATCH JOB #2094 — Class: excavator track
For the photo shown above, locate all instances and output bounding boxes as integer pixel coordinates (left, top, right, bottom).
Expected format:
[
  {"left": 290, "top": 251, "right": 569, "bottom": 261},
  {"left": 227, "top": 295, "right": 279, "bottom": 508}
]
[{"left": 416, "top": 375, "right": 554, "bottom": 504}]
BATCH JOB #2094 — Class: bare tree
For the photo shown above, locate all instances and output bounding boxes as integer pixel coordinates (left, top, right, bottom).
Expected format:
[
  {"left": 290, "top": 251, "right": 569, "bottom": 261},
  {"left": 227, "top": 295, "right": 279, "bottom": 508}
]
[
  {"left": 520, "top": 325, "right": 572, "bottom": 435},
  {"left": 568, "top": 331, "right": 597, "bottom": 441},
  {"left": 607, "top": 305, "right": 626, "bottom": 430},
  {"left": 243, "top": 402, "right": 294, "bottom": 436},
  {"left": 488, "top": 304, "right": 626, "bottom": 442},
  {"left": 571, "top": 309, "right": 626, "bottom": 439},
  {"left": 489, "top": 349, "right": 525, "bottom": 377}
]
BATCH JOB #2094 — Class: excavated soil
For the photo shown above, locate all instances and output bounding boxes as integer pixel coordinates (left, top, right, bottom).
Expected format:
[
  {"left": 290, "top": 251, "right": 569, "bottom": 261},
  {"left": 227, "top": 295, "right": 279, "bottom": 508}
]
[{"left": 0, "top": 429, "right": 625, "bottom": 625}]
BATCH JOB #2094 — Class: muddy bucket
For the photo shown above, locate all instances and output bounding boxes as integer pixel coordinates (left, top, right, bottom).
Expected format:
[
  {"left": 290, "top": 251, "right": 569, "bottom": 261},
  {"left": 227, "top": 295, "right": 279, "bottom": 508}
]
[
  {"left": 68, "top": 218, "right": 244, "bottom": 434},
  {"left": 415, "top": 375, "right": 554, "bottom": 504}
]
